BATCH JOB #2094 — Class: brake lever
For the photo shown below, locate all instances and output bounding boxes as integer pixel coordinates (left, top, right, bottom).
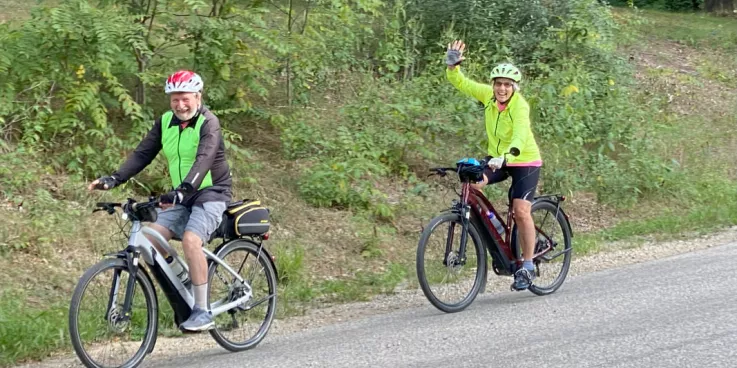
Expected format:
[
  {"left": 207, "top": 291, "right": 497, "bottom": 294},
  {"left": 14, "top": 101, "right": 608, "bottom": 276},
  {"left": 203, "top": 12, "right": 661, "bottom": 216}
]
[
  {"left": 92, "top": 207, "right": 116, "bottom": 215},
  {"left": 428, "top": 168, "right": 448, "bottom": 178}
]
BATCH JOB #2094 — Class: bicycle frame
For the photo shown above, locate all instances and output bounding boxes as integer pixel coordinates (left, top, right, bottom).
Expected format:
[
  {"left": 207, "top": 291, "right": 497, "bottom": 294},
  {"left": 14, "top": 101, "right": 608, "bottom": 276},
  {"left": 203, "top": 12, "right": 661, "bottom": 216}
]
[
  {"left": 449, "top": 182, "right": 516, "bottom": 276},
  {"left": 450, "top": 181, "right": 562, "bottom": 277},
  {"left": 109, "top": 218, "right": 254, "bottom": 327}
]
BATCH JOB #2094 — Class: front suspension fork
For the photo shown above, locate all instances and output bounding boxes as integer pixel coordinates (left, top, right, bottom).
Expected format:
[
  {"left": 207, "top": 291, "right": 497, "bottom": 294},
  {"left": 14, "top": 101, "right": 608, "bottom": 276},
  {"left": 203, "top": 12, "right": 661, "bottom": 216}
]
[
  {"left": 105, "top": 249, "right": 141, "bottom": 323},
  {"left": 445, "top": 205, "right": 471, "bottom": 266}
]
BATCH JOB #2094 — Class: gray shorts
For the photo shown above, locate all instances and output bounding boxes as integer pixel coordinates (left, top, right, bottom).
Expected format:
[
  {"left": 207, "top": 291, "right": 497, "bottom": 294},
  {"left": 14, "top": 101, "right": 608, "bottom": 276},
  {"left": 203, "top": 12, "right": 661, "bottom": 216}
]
[{"left": 154, "top": 202, "right": 227, "bottom": 244}]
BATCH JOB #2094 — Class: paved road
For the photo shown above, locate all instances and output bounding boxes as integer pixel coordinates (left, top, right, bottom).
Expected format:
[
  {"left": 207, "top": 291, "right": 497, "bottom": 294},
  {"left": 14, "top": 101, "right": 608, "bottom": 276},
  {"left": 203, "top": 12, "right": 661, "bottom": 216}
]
[{"left": 147, "top": 243, "right": 737, "bottom": 368}]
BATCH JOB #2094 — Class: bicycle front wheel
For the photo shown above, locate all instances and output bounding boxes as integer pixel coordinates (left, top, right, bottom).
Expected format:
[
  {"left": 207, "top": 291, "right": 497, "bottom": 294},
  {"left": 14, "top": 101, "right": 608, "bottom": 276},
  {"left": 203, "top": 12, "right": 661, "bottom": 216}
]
[
  {"left": 69, "top": 258, "right": 158, "bottom": 368},
  {"left": 208, "top": 239, "right": 277, "bottom": 352},
  {"left": 416, "top": 212, "right": 487, "bottom": 313}
]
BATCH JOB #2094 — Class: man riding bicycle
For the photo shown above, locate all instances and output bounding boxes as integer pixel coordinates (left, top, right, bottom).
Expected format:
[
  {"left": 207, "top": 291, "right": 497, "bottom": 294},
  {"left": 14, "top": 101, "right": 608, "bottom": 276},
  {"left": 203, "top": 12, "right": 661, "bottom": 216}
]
[
  {"left": 445, "top": 40, "right": 542, "bottom": 291},
  {"left": 88, "top": 70, "right": 232, "bottom": 331}
]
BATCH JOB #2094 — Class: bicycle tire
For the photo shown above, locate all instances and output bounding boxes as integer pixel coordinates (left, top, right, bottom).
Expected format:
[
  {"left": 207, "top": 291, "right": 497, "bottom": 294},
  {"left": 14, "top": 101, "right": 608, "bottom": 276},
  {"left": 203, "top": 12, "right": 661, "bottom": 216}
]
[
  {"left": 525, "top": 200, "right": 573, "bottom": 296},
  {"left": 416, "top": 212, "right": 487, "bottom": 313},
  {"left": 69, "top": 258, "right": 158, "bottom": 368},
  {"left": 208, "top": 239, "right": 277, "bottom": 352}
]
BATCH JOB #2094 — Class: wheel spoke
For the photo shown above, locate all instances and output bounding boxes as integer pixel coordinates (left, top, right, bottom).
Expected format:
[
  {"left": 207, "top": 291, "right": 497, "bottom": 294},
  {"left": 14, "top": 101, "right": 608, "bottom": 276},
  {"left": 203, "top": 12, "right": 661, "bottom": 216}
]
[
  {"left": 69, "top": 258, "right": 156, "bottom": 368},
  {"left": 528, "top": 201, "right": 572, "bottom": 296},
  {"left": 208, "top": 240, "right": 276, "bottom": 352},
  {"left": 417, "top": 213, "right": 485, "bottom": 313}
]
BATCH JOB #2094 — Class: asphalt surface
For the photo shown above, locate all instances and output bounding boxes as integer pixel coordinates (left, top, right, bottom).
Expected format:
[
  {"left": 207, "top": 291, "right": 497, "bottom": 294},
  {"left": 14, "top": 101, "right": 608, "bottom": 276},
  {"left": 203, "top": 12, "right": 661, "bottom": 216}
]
[{"left": 145, "top": 242, "right": 737, "bottom": 368}]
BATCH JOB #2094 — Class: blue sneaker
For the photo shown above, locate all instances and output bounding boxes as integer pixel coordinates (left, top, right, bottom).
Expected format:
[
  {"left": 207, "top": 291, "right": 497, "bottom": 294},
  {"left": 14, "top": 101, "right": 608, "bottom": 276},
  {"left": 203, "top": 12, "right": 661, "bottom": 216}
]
[
  {"left": 511, "top": 268, "right": 536, "bottom": 291},
  {"left": 180, "top": 307, "right": 214, "bottom": 332}
]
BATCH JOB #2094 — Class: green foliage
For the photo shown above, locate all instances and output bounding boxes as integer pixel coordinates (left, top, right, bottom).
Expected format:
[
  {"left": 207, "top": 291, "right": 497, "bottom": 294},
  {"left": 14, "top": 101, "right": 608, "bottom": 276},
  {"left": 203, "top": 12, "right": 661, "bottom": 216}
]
[
  {"left": 297, "top": 158, "right": 389, "bottom": 211},
  {"left": 285, "top": 73, "right": 482, "bottom": 215},
  {"left": 631, "top": 9, "right": 737, "bottom": 52},
  {"left": 0, "top": 291, "right": 69, "bottom": 366},
  {"left": 2, "top": 0, "right": 676, "bottom": 208},
  {"left": 274, "top": 242, "right": 306, "bottom": 285},
  {"left": 284, "top": 0, "right": 677, "bottom": 205},
  {"left": 314, "top": 262, "right": 407, "bottom": 302},
  {"left": 0, "top": 0, "right": 282, "bottom": 195},
  {"left": 0, "top": 0, "right": 149, "bottom": 178}
]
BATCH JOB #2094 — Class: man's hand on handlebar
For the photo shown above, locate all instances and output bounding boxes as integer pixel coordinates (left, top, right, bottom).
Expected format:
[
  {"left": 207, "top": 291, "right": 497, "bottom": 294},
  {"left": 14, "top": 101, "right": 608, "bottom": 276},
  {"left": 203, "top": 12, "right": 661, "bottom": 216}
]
[
  {"left": 158, "top": 189, "right": 183, "bottom": 210},
  {"left": 88, "top": 175, "right": 120, "bottom": 191}
]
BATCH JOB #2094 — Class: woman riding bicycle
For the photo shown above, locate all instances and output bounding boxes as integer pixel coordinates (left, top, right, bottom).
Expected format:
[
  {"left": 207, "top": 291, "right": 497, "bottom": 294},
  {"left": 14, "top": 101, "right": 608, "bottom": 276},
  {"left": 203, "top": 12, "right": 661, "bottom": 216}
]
[{"left": 445, "top": 40, "right": 542, "bottom": 291}]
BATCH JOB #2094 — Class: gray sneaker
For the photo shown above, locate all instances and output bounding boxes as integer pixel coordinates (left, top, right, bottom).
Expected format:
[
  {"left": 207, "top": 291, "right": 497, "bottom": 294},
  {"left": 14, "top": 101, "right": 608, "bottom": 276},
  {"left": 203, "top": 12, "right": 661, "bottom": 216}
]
[
  {"left": 511, "top": 268, "right": 536, "bottom": 291},
  {"left": 180, "top": 307, "right": 214, "bottom": 332}
]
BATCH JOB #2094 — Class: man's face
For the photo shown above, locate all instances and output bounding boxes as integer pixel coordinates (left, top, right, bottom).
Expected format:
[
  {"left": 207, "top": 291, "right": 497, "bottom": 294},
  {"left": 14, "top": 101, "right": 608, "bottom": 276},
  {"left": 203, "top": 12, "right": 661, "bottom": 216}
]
[
  {"left": 170, "top": 92, "right": 201, "bottom": 121},
  {"left": 493, "top": 78, "right": 515, "bottom": 104}
]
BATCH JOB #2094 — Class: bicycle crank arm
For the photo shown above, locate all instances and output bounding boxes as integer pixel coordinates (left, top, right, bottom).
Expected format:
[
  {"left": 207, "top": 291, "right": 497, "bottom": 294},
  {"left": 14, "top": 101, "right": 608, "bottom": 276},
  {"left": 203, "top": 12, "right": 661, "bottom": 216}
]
[
  {"left": 211, "top": 294, "right": 252, "bottom": 317},
  {"left": 241, "top": 294, "right": 276, "bottom": 311}
]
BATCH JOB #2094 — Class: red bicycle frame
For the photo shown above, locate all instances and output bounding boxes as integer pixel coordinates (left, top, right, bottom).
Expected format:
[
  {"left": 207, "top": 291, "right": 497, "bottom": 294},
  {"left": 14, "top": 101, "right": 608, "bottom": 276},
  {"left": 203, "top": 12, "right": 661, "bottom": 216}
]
[{"left": 459, "top": 181, "right": 555, "bottom": 276}]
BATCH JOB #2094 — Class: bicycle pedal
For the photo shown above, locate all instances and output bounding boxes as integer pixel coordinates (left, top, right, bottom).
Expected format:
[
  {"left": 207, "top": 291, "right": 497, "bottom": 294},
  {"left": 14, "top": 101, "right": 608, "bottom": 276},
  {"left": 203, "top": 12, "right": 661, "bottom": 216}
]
[{"left": 510, "top": 283, "right": 528, "bottom": 292}]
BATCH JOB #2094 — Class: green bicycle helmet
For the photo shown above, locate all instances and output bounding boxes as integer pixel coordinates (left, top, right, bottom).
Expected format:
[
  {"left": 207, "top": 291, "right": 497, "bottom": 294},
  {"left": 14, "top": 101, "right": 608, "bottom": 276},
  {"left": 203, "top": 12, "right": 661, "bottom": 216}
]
[{"left": 489, "top": 63, "right": 522, "bottom": 83}]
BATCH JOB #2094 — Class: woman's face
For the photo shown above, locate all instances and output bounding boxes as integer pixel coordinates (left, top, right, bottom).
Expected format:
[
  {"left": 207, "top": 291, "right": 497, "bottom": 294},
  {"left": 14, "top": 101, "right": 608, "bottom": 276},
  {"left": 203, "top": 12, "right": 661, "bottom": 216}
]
[{"left": 493, "top": 77, "right": 515, "bottom": 104}]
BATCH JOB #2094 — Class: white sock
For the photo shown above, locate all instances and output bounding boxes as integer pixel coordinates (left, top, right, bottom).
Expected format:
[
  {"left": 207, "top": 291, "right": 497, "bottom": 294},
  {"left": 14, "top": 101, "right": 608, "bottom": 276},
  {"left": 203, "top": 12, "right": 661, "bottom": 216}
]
[{"left": 193, "top": 283, "right": 208, "bottom": 310}]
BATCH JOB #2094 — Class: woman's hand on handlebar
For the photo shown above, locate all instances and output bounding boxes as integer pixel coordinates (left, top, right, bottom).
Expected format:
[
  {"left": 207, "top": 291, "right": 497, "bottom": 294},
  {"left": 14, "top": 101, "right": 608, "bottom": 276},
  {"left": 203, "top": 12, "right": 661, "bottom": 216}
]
[{"left": 486, "top": 157, "right": 505, "bottom": 171}]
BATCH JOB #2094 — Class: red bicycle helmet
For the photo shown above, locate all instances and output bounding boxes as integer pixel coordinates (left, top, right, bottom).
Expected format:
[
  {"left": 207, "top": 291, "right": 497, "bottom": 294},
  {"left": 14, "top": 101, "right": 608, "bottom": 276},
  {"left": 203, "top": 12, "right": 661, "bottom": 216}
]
[{"left": 164, "top": 70, "right": 204, "bottom": 94}]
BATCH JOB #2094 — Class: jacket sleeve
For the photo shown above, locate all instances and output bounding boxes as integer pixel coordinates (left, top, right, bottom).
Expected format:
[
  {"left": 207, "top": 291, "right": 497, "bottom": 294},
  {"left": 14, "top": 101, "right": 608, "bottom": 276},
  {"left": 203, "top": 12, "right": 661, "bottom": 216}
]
[
  {"left": 508, "top": 100, "right": 532, "bottom": 163},
  {"left": 446, "top": 67, "right": 494, "bottom": 104},
  {"left": 112, "top": 119, "right": 163, "bottom": 182},
  {"left": 180, "top": 115, "right": 221, "bottom": 192}
]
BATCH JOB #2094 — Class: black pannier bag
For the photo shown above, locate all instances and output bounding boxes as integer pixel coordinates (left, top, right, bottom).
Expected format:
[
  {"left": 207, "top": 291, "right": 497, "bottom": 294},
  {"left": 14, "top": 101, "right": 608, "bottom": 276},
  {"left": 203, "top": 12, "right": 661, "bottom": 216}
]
[{"left": 213, "top": 199, "right": 271, "bottom": 240}]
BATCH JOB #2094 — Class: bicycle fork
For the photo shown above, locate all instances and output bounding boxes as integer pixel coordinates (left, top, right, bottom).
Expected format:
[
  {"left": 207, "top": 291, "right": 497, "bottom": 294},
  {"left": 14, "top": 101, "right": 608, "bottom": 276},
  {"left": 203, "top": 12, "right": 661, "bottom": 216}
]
[
  {"left": 105, "top": 248, "right": 141, "bottom": 325},
  {"left": 445, "top": 205, "right": 471, "bottom": 267}
]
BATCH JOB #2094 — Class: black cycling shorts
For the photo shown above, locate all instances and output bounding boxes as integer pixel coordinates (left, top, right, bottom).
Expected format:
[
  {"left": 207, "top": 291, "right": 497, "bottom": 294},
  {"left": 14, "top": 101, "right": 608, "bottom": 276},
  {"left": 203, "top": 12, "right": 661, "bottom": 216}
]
[{"left": 483, "top": 166, "right": 541, "bottom": 202}]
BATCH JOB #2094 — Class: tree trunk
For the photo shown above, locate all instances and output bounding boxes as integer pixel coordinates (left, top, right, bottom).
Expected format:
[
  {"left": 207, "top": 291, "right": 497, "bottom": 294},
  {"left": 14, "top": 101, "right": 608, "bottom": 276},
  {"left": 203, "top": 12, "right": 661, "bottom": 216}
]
[
  {"left": 286, "top": 0, "right": 294, "bottom": 105},
  {"left": 705, "top": 0, "right": 736, "bottom": 13},
  {"left": 135, "top": 54, "right": 147, "bottom": 105}
]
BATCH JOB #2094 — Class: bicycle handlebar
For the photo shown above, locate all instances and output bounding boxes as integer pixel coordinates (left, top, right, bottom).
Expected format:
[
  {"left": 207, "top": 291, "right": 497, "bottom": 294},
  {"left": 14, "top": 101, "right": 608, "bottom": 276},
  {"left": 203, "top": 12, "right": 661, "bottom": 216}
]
[
  {"left": 428, "top": 158, "right": 491, "bottom": 178},
  {"left": 428, "top": 167, "right": 458, "bottom": 177},
  {"left": 428, "top": 149, "right": 521, "bottom": 177},
  {"left": 93, "top": 198, "right": 160, "bottom": 216}
]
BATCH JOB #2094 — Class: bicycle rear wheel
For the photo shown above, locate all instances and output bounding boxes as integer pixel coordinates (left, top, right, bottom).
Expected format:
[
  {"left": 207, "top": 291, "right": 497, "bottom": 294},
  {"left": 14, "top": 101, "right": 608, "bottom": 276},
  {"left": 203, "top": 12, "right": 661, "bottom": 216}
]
[
  {"left": 416, "top": 212, "right": 487, "bottom": 313},
  {"left": 208, "top": 239, "right": 277, "bottom": 352},
  {"left": 69, "top": 258, "right": 158, "bottom": 368},
  {"left": 525, "top": 200, "right": 573, "bottom": 296}
]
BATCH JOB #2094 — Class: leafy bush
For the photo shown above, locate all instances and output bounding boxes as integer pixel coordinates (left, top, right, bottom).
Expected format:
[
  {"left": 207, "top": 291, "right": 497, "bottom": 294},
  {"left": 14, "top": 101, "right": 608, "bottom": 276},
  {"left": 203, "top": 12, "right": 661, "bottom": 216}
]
[
  {"left": 0, "top": 0, "right": 693, "bottom": 216},
  {"left": 0, "top": 0, "right": 282, "bottom": 194},
  {"left": 286, "top": 0, "right": 677, "bottom": 206}
]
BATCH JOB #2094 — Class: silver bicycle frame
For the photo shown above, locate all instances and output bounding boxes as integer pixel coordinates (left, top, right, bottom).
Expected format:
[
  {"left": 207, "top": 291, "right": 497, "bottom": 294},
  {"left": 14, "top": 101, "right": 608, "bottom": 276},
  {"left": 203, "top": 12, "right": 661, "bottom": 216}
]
[{"left": 126, "top": 218, "right": 253, "bottom": 317}]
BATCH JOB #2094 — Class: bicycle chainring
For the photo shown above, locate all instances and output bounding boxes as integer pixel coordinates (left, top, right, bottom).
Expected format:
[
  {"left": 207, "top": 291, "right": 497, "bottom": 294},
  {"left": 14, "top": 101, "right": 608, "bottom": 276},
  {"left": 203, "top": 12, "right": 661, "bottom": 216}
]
[{"left": 227, "top": 282, "right": 253, "bottom": 312}]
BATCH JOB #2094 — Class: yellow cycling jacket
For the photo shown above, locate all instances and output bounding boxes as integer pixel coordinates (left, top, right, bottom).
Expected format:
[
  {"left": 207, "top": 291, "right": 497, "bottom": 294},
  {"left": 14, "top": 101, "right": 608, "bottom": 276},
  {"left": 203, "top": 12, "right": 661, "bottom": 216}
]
[{"left": 447, "top": 67, "right": 542, "bottom": 166}]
